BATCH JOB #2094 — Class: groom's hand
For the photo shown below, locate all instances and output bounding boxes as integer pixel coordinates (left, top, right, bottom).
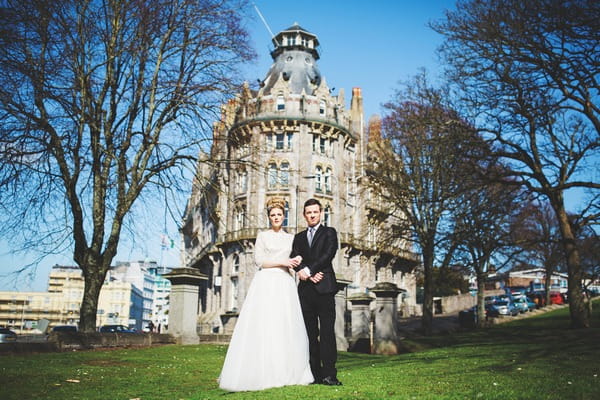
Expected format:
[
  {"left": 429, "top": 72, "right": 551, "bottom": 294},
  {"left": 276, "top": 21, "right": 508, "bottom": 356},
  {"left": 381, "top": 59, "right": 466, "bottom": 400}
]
[
  {"left": 309, "top": 272, "right": 324, "bottom": 284},
  {"left": 297, "top": 269, "right": 310, "bottom": 281}
]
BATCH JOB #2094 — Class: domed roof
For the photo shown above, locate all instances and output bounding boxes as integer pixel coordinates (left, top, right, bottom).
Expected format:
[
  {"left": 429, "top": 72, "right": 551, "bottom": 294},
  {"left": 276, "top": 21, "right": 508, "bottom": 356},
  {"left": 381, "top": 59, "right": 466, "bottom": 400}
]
[
  {"left": 280, "top": 23, "right": 315, "bottom": 36},
  {"left": 261, "top": 24, "right": 322, "bottom": 95}
]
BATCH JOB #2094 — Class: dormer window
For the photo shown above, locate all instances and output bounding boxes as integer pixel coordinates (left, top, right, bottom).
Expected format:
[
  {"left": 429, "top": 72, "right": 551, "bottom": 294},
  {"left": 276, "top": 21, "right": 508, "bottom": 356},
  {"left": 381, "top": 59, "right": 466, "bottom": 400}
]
[
  {"left": 319, "top": 100, "right": 326, "bottom": 116},
  {"left": 277, "top": 94, "right": 285, "bottom": 110}
]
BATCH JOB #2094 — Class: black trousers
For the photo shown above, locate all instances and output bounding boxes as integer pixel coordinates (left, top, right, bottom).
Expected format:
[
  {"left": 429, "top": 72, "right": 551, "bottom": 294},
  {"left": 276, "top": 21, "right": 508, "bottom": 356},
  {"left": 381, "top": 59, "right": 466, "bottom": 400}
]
[{"left": 299, "top": 284, "right": 337, "bottom": 380}]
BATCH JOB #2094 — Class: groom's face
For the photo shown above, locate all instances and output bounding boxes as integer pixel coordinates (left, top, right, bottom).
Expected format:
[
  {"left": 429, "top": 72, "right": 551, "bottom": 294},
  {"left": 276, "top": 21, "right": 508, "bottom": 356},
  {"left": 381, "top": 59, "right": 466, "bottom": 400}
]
[{"left": 303, "top": 204, "right": 321, "bottom": 227}]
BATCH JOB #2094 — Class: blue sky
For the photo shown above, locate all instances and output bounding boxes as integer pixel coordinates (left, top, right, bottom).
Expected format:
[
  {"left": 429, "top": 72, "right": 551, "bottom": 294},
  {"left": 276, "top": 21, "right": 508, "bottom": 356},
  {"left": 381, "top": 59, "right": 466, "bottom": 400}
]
[
  {"left": 246, "top": 0, "right": 456, "bottom": 118},
  {"left": 0, "top": 1, "right": 456, "bottom": 292}
]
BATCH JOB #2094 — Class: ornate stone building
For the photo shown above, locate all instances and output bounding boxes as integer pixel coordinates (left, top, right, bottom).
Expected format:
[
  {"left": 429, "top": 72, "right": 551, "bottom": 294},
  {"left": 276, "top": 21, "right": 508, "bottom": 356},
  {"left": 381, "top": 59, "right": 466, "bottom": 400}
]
[{"left": 181, "top": 24, "right": 419, "bottom": 334}]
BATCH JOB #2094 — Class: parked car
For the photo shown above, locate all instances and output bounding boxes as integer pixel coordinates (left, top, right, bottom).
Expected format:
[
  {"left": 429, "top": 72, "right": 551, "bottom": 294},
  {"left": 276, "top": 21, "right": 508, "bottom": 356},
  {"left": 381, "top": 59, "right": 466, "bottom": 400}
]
[
  {"left": 524, "top": 296, "right": 537, "bottom": 310},
  {"left": 0, "top": 327, "right": 17, "bottom": 343},
  {"left": 484, "top": 295, "right": 499, "bottom": 305},
  {"left": 528, "top": 291, "right": 547, "bottom": 307},
  {"left": 549, "top": 292, "right": 564, "bottom": 305},
  {"left": 99, "top": 324, "right": 136, "bottom": 333},
  {"left": 512, "top": 297, "right": 530, "bottom": 313},
  {"left": 52, "top": 325, "right": 78, "bottom": 332},
  {"left": 491, "top": 300, "right": 519, "bottom": 316},
  {"left": 497, "top": 294, "right": 512, "bottom": 303}
]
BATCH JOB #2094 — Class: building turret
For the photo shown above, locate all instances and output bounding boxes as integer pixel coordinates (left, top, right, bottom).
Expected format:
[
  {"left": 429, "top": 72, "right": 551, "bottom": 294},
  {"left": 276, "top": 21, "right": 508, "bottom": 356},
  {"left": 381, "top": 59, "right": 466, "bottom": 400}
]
[{"left": 260, "top": 23, "right": 322, "bottom": 95}]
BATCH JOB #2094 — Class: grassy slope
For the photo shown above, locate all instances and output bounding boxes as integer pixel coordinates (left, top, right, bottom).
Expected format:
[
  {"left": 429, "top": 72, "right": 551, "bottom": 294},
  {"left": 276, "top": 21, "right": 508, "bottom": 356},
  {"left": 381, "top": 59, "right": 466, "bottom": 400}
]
[{"left": 1, "top": 302, "right": 599, "bottom": 400}]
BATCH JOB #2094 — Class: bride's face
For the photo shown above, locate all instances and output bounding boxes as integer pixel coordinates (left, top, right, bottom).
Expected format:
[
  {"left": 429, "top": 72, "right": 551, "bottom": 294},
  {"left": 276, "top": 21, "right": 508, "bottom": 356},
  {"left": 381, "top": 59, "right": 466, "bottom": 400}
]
[{"left": 268, "top": 207, "right": 284, "bottom": 229}]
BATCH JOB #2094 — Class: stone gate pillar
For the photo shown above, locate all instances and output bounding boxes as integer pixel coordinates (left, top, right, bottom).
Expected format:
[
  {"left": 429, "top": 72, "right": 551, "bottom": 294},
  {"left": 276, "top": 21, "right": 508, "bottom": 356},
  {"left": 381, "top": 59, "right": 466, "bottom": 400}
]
[
  {"left": 335, "top": 279, "right": 351, "bottom": 351},
  {"left": 163, "top": 268, "right": 207, "bottom": 345},
  {"left": 370, "top": 282, "right": 401, "bottom": 355},
  {"left": 348, "top": 292, "right": 374, "bottom": 353}
]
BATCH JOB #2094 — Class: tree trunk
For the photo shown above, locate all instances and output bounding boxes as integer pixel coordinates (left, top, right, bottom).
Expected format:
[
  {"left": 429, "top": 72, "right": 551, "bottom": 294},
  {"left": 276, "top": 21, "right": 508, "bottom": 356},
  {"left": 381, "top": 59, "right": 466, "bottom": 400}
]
[
  {"left": 552, "top": 198, "right": 589, "bottom": 328},
  {"left": 421, "top": 249, "right": 434, "bottom": 335},
  {"left": 476, "top": 269, "right": 486, "bottom": 328},
  {"left": 79, "top": 259, "right": 111, "bottom": 332}
]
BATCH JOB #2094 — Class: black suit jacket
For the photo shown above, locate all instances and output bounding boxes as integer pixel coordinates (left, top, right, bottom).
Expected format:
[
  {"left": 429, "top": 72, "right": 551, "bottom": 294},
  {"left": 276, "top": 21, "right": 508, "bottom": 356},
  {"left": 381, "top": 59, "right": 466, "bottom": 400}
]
[{"left": 291, "top": 225, "right": 339, "bottom": 295}]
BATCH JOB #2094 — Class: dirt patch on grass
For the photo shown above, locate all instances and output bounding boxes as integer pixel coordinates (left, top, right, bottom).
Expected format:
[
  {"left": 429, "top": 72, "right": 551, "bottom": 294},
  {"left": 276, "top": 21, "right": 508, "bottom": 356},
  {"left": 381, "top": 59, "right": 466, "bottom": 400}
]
[{"left": 83, "top": 359, "right": 133, "bottom": 367}]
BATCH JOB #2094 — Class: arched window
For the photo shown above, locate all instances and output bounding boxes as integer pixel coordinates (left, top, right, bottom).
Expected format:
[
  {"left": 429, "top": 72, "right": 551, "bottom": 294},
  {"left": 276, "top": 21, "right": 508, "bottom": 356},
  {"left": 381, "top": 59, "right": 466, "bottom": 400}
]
[
  {"left": 230, "top": 276, "right": 239, "bottom": 312},
  {"left": 315, "top": 166, "right": 323, "bottom": 192},
  {"left": 280, "top": 162, "right": 289, "bottom": 187},
  {"left": 283, "top": 200, "right": 290, "bottom": 227},
  {"left": 324, "top": 204, "right": 331, "bottom": 226},
  {"left": 232, "top": 254, "right": 240, "bottom": 274},
  {"left": 238, "top": 170, "right": 247, "bottom": 193},
  {"left": 277, "top": 93, "right": 285, "bottom": 110},
  {"left": 268, "top": 163, "right": 277, "bottom": 189},
  {"left": 325, "top": 168, "right": 332, "bottom": 193},
  {"left": 236, "top": 205, "right": 246, "bottom": 230}
]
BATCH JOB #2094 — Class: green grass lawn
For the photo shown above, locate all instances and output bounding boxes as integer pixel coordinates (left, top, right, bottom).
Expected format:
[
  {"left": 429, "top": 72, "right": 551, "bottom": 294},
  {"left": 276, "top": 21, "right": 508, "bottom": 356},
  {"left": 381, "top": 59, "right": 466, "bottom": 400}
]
[{"left": 2, "top": 303, "right": 599, "bottom": 400}]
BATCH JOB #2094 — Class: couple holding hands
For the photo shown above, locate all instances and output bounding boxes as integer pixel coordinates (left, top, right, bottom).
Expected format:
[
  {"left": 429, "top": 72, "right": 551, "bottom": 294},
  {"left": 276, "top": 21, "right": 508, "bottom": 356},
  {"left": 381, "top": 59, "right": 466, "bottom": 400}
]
[{"left": 219, "top": 197, "right": 341, "bottom": 391}]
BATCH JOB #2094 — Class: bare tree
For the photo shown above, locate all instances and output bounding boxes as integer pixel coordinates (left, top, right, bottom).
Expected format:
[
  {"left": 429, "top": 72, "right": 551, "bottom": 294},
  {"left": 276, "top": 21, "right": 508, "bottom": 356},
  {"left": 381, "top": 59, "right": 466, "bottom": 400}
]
[
  {"left": 452, "top": 176, "right": 525, "bottom": 327},
  {"left": 511, "top": 201, "right": 566, "bottom": 305},
  {"left": 0, "top": 0, "right": 254, "bottom": 331},
  {"left": 366, "top": 71, "right": 478, "bottom": 335},
  {"left": 433, "top": 0, "right": 599, "bottom": 328}
]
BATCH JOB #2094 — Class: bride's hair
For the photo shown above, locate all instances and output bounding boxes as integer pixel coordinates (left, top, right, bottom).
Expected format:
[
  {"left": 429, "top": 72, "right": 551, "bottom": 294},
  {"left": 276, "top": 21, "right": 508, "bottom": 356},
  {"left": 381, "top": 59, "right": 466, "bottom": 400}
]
[{"left": 266, "top": 197, "right": 286, "bottom": 215}]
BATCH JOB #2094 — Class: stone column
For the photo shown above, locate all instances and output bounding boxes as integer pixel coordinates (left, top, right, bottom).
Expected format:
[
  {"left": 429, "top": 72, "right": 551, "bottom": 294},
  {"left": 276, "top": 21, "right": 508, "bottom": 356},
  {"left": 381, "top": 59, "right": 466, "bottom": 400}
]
[
  {"left": 348, "top": 292, "right": 374, "bottom": 353},
  {"left": 335, "top": 279, "right": 351, "bottom": 351},
  {"left": 163, "top": 268, "right": 207, "bottom": 345},
  {"left": 370, "top": 282, "right": 401, "bottom": 355}
]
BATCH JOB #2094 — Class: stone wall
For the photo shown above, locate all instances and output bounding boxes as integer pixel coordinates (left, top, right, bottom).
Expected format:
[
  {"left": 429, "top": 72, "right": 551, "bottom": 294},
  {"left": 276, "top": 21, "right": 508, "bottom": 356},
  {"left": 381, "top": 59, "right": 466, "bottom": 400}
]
[{"left": 0, "top": 332, "right": 176, "bottom": 354}]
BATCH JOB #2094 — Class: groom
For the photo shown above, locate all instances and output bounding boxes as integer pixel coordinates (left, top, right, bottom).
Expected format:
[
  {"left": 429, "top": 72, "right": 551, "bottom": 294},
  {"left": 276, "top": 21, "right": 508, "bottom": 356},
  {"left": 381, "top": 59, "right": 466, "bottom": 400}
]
[{"left": 291, "top": 198, "right": 341, "bottom": 386}]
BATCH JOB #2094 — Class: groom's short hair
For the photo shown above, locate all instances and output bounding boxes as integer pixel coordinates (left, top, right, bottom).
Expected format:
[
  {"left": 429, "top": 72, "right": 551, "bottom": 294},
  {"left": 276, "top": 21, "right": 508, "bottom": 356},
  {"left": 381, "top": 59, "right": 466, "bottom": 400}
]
[{"left": 303, "top": 198, "right": 322, "bottom": 212}]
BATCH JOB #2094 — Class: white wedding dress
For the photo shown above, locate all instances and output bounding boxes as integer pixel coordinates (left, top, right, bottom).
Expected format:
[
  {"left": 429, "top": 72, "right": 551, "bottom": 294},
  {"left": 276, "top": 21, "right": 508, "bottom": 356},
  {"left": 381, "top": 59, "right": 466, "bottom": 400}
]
[{"left": 218, "top": 229, "right": 314, "bottom": 392}]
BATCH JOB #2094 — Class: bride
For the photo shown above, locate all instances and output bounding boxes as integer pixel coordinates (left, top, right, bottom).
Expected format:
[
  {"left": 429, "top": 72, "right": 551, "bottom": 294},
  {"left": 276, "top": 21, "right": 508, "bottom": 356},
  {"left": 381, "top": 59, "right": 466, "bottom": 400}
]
[{"left": 218, "top": 197, "right": 314, "bottom": 391}]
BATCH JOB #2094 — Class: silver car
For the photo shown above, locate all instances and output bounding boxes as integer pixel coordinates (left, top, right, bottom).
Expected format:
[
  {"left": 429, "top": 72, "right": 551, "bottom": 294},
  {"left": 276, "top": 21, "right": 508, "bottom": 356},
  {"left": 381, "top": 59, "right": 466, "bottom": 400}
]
[
  {"left": 491, "top": 300, "right": 519, "bottom": 316},
  {"left": 0, "top": 327, "right": 17, "bottom": 343}
]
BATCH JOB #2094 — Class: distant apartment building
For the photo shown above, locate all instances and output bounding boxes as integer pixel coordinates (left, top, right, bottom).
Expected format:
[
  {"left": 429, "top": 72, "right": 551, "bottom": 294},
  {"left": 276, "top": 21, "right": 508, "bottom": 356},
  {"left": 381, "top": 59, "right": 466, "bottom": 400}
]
[
  {"left": 148, "top": 264, "right": 172, "bottom": 332},
  {"left": 112, "top": 260, "right": 158, "bottom": 330},
  {"left": 0, "top": 291, "right": 63, "bottom": 333},
  {"left": 0, "top": 262, "right": 171, "bottom": 332}
]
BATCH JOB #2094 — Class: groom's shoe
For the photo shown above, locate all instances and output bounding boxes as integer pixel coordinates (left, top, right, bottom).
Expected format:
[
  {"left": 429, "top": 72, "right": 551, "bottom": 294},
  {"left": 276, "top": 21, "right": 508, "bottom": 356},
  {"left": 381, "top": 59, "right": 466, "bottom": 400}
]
[{"left": 321, "top": 376, "right": 342, "bottom": 386}]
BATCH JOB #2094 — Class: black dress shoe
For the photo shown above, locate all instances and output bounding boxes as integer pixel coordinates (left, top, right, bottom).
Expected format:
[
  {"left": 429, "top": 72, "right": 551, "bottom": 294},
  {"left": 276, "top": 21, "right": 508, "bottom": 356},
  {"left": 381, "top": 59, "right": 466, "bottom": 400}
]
[{"left": 321, "top": 376, "right": 342, "bottom": 386}]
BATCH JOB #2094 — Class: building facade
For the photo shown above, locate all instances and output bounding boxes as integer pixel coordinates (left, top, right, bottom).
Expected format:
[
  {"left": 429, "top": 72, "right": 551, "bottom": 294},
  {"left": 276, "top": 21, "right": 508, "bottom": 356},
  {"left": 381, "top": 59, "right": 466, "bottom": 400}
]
[
  {"left": 0, "top": 263, "right": 170, "bottom": 333},
  {"left": 181, "top": 24, "right": 419, "bottom": 334},
  {"left": 112, "top": 260, "right": 161, "bottom": 330}
]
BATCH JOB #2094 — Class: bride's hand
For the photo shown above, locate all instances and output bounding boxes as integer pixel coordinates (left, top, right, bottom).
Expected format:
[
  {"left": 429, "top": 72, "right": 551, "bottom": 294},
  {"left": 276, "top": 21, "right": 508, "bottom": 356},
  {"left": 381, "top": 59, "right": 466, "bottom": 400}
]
[{"left": 287, "top": 256, "right": 302, "bottom": 269}]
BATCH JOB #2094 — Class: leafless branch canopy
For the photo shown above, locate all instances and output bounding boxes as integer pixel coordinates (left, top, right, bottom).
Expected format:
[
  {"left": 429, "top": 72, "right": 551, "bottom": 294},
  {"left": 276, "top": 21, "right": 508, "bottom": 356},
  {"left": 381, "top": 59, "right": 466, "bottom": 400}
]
[{"left": 0, "top": 0, "right": 254, "bottom": 329}]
